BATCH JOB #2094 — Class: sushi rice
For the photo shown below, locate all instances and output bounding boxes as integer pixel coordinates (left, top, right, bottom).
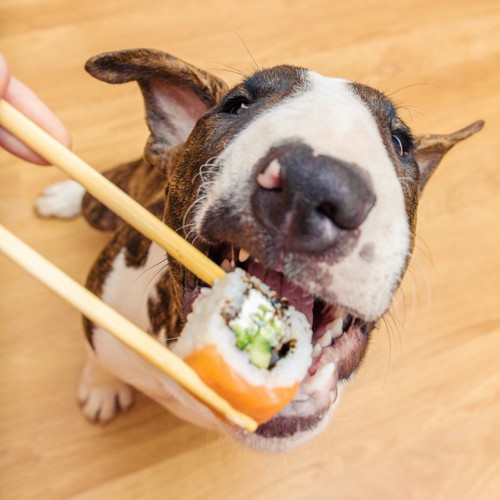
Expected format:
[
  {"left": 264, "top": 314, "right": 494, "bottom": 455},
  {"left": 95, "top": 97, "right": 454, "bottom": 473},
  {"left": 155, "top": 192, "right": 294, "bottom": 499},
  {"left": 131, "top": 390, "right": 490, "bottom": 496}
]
[{"left": 173, "top": 268, "right": 313, "bottom": 424}]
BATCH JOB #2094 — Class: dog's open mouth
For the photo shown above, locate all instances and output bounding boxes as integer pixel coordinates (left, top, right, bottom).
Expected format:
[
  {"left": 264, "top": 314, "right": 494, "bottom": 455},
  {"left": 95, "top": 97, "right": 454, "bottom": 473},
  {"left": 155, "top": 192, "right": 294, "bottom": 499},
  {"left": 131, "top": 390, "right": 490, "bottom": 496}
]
[{"left": 181, "top": 244, "right": 375, "bottom": 439}]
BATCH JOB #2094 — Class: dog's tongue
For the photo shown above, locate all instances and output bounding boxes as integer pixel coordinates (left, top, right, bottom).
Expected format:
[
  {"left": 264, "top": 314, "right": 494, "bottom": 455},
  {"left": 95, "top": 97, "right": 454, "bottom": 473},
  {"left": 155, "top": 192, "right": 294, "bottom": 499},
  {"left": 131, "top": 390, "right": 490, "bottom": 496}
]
[{"left": 247, "top": 260, "right": 314, "bottom": 324}]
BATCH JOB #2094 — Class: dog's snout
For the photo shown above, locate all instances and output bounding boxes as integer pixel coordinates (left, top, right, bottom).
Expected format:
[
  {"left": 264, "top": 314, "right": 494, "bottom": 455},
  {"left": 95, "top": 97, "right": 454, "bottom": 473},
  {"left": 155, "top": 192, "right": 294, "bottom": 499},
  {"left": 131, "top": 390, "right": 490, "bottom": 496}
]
[{"left": 253, "top": 143, "right": 376, "bottom": 254}]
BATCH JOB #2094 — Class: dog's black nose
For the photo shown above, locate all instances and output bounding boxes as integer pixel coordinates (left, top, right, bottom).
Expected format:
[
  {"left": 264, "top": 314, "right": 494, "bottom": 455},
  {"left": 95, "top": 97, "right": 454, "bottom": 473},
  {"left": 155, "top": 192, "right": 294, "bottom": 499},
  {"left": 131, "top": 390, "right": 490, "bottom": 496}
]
[{"left": 252, "top": 143, "right": 376, "bottom": 254}]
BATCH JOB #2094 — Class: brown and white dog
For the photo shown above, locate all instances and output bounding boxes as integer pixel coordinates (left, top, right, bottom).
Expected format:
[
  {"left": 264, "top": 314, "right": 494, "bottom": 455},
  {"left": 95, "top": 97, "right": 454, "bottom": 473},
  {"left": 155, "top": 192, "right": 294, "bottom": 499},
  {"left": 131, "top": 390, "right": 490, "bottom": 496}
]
[{"left": 36, "top": 49, "right": 483, "bottom": 452}]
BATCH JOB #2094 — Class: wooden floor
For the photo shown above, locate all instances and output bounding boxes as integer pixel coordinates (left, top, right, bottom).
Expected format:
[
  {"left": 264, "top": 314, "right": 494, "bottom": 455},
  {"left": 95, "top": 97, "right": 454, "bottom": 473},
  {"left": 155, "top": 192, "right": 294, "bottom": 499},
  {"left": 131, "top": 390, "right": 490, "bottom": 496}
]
[{"left": 1, "top": 1, "right": 499, "bottom": 498}]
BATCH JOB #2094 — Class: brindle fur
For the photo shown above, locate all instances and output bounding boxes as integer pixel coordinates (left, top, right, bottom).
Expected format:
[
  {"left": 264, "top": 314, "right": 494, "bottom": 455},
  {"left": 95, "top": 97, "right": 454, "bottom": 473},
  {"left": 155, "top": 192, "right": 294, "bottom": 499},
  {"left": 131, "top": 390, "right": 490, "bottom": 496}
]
[
  {"left": 82, "top": 158, "right": 167, "bottom": 231},
  {"left": 82, "top": 50, "right": 229, "bottom": 344},
  {"left": 81, "top": 48, "right": 484, "bottom": 348},
  {"left": 414, "top": 120, "right": 485, "bottom": 190}
]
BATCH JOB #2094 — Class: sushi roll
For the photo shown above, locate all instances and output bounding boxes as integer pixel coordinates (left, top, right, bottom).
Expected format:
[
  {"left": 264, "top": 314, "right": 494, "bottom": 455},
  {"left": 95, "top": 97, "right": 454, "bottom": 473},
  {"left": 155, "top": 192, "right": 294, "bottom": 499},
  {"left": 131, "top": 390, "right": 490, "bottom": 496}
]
[{"left": 173, "top": 268, "right": 313, "bottom": 425}]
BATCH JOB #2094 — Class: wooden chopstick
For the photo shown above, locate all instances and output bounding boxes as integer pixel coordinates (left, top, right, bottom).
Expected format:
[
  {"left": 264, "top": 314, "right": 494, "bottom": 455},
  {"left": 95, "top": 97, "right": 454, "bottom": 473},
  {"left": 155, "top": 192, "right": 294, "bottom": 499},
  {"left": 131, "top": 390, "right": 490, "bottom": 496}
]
[
  {"left": 0, "top": 224, "right": 257, "bottom": 432},
  {"left": 0, "top": 99, "right": 256, "bottom": 431},
  {"left": 0, "top": 100, "right": 225, "bottom": 287},
  {"left": 0, "top": 225, "right": 257, "bottom": 432}
]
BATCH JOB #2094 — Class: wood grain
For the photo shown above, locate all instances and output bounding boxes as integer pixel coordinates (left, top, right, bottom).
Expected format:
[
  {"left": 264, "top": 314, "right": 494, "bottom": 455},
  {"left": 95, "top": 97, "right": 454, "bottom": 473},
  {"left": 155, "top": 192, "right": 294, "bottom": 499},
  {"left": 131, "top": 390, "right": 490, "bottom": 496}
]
[{"left": 1, "top": 1, "right": 499, "bottom": 498}]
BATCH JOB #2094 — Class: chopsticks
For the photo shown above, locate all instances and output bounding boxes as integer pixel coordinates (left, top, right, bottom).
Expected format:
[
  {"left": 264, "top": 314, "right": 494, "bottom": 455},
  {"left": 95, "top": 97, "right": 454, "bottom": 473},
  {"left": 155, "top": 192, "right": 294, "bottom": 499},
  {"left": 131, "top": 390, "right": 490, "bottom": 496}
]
[
  {"left": 0, "top": 100, "right": 225, "bottom": 287},
  {"left": 0, "top": 224, "right": 256, "bottom": 431},
  {"left": 0, "top": 99, "right": 256, "bottom": 432}
]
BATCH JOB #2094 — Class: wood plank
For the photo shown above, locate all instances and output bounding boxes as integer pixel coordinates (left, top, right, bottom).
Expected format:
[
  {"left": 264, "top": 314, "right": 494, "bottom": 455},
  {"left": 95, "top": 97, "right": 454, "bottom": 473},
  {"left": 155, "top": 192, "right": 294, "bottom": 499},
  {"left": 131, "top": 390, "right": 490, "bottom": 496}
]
[{"left": 1, "top": 1, "right": 499, "bottom": 498}]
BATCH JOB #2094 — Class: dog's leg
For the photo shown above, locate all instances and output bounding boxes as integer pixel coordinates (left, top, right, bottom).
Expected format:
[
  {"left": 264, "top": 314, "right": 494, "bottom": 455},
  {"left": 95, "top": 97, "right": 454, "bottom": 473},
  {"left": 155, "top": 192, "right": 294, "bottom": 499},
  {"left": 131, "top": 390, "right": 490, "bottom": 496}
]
[
  {"left": 77, "top": 345, "right": 134, "bottom": 423},
  {"left": 81, "top": 159, "right": 142, "bottom": 231},
  {"left": 35, "top": 179, "right": 85, "bottom": 219}
]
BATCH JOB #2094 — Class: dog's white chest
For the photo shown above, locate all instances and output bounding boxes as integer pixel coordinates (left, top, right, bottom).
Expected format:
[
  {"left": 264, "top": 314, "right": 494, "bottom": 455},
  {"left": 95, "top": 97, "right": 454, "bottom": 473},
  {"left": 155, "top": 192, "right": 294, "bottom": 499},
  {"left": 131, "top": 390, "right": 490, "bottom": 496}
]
[{"left": 100, "top": 243, "right": 166, "bottom": 334}]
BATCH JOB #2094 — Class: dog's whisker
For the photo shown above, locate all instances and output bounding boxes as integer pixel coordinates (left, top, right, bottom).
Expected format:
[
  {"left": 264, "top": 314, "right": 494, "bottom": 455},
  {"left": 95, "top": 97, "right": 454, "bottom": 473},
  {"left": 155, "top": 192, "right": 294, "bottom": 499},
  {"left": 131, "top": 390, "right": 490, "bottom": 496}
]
[
  {"left": 392, "top": 100, "right": 416, "bottom": 123},
  {"left": 386, "top": 308, "right": 404, "bottom": 353},
  {"left": 145, "top": 263, "right": 169, "bottom": 291},
  {"left": 207, "top": 62, "right": 247, "bottom": 79},
  {"left": 389, "top": 290, "right": 402, "bottom": 322},
  {"left": 401, "top": 265, "right": 419, "bottom": 325},
  {"left": 190, "top": 158, "right": 220, "bottom": 180},
  {"left": 399, "top": 105, "right": 434, "bottom": 129},
  {"left": 197, "top": 161, "right": 216, "bottom": 177},
  {"left": 178, "top": 188, "right": 213, "bottom": 236},
  {"left": 189, "top": 234, "right": 201, "bottom": 248},
  {"left": 383, "top": 308, "right": 403, "bottom": 365},
  {"left": 230, "top": 31, "right": 261, "bottom": 72},
  {"left": 398, "top": 272, "right": 412, "bottom": 322},
  {"left": 184, "top": 228, "right": 199, "bottom": 245},
  {"left": 136, "top": 262, "right": 169, "bottom": 306},
  {"left": 134, "top": 256, "right": 169, "bottom": 283},
  {"left": 393, "top": 98, "right": 434, "bottom": 129},
  {"left": 387, "top": 82, "right": 439, "bottom": 99},
  {"left": 209, "top": 67, "right": 248, "bottom": 78},
  {"left": 381, "top": 315, "right": 394, "bottom": 388},
  {"left": 179, "top": 206, "right": 206, "bottom": 238},
  {"left": 414, "top": 234, "right": 435, "bottom": 268},
  {"left": 395, "top": 269, "right": 414, "bottom": 325},
  {"left": 407, "top": 252, "right": 434, "bottom": 315},
  {"left": 180, "top": 217, "right": 197, "bottom": 240},
  {"left": 131, "top": 256, "right": 169, "bottom": 303},
  {"left": 180, "top": 198, "right": 203, "bottom": 234}
]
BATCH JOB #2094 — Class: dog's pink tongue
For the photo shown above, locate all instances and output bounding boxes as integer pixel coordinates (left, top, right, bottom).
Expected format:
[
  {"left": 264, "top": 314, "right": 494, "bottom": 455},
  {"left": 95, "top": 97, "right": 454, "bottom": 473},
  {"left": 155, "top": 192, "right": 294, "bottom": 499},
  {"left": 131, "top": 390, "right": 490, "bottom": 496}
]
[{"left": 247, "top": 260, "right": 314, "bottom": 324}]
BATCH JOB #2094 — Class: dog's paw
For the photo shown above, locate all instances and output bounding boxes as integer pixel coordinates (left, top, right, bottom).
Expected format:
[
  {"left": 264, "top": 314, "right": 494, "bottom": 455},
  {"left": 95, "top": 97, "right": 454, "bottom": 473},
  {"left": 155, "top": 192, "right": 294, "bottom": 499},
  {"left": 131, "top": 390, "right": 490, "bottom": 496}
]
[
  {"left": 35, "top": 180, "right": 85, "bottom": 219},
  {"left": 77, "top": 359, "right": 134, "bottom": 423}
]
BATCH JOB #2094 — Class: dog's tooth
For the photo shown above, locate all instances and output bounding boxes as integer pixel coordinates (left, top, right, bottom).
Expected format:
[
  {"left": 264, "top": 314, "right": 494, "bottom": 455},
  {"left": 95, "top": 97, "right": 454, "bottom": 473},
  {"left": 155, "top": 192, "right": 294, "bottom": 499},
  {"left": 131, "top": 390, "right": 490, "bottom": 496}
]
[
  {"left": 312, "top": 343, "right": 322, "bottom": 357},
  {"left": 238, "top": 248, "right": 250, "bottom": 263},
  {"left": 221, "top": 259, "right": 232, "bottom": 272},
  {"left": 301, "top": 362, "right": 335, "bottom": 395},
  {"left": 329, "top": 317, "right": 344, "bottom": 339},
  {"left": 318, "top": 331, "right": 332, "bottom": 347}
]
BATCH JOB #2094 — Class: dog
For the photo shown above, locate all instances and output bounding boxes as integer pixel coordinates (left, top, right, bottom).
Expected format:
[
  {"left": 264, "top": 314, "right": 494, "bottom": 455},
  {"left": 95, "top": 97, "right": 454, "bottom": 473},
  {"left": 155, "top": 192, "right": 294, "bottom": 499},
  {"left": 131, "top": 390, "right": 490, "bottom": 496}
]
[{"left": 36, "top": 48, "right": 483, "bottom": 452}]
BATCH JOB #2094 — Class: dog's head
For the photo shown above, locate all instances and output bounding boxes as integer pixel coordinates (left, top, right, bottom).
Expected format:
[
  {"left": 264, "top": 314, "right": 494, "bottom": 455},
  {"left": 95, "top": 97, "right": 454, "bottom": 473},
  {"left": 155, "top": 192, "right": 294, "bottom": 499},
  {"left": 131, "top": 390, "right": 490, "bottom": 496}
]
[{"left": 86, "top": 49, "right": 483, "bottom": 451}]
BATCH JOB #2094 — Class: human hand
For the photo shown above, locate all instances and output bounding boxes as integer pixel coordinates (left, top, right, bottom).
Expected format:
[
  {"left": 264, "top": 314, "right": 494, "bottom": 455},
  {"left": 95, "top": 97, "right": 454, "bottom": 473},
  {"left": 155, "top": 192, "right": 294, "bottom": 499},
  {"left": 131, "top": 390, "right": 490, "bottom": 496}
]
[{"left": 0, "top": 54, "right": 71, "bottom": 165}]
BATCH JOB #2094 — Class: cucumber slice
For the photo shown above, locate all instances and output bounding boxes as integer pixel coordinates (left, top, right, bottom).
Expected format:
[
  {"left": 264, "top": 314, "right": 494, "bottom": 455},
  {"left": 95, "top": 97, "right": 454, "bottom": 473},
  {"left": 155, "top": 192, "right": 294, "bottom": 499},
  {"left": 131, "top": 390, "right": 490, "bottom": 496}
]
[{"left": 247, "top": 335, "right": 272, "bottom": 369}]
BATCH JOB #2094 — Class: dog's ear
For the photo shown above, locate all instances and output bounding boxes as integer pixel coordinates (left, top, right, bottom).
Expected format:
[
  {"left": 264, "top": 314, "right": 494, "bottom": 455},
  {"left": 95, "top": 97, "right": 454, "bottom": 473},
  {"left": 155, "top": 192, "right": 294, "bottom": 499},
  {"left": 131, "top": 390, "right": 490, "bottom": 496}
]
[
  {"left": 415, "top": 120, "right": 484, "bottom": 194},
  {"left": 85, "top": 49, "right": 228, "bottom": 174}
]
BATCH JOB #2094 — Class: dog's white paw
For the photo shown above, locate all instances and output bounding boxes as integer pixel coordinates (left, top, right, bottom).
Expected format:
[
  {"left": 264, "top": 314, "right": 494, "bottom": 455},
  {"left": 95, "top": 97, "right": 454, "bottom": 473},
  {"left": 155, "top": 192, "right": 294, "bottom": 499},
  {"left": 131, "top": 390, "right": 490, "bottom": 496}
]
[
  {"left": 35, "top": 180, "right": 85, "bottom": 219},
  {"left": 77, "top": 356, "right": 134, "bottom": 423}
]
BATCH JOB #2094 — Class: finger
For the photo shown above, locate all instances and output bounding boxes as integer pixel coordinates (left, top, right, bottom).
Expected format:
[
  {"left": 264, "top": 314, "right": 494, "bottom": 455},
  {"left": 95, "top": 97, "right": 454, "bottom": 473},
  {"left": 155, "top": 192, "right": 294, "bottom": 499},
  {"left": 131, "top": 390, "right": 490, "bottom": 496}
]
[
  {"left": 0, "top": 127, "right": 54, "bottom": 164},
  {"left": 0, "top": 54, "right": 10, "bottom": 96},
  {"left": 0, "top": 73, "right": 72, "bottom": 165}
]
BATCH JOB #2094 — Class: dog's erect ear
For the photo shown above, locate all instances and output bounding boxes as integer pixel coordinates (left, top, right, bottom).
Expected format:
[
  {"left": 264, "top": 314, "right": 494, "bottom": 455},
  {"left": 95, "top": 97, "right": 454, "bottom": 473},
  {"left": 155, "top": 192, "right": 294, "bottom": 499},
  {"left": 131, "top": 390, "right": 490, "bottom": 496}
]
[
  {"left": 85, "top": 49, "right": 228, "bottom": 173},
  {"left": 415, "top": 120, "right": 484, "bottom": 194}
]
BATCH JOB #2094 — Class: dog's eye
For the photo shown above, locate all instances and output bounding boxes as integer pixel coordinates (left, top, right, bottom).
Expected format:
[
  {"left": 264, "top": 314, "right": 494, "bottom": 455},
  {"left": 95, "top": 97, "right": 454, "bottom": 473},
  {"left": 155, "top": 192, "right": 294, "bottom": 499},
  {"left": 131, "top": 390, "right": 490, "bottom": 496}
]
[
  {"left": 222, "top": 98, "right": 250, "bottom": 115},
  {"left": 234, "top": 102, "right": 248, "bottom": 114},
  {"left": 392, "top": 134, "right": 404, "bottom": 156},
  {"left": 391, "top": 132, "right": 412, "bottom": 157}
]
